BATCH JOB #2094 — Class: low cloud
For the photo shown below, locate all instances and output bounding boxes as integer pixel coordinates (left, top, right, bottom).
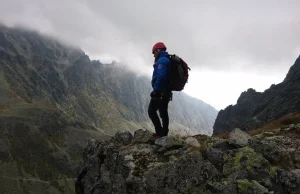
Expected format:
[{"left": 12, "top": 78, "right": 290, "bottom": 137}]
[
  {"left": 1, "top": 0, "right": 299, "bottom": 109},
  {"left": 1, "top": 0, "right": 299, "bottom": 74}
]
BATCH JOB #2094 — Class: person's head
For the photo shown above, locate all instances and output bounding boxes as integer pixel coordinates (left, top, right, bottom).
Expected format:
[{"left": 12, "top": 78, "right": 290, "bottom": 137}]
[{"left": 152, "top": 42, "right": 167, "bottom": 59}]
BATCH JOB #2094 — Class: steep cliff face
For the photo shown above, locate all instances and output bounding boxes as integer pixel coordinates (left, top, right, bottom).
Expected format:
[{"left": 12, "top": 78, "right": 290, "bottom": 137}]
[
  {"left": 213, "top": 55, "right": 300, "bottom": 135},
  {"left": 0, "top": 24, "right": 217, "bottom": 193}
]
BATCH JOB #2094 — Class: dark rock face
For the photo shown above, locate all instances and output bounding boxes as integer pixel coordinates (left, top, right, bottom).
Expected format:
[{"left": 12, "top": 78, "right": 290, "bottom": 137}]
[
  {"left": 76, "top": 131, "right": 220, "bottom": 194},
  {"left": 76, "top": 125, "right": 300, "bottom": 194},
  {"left": 213, "top": 55, "right": 300, "bottom": 135},
  {"left": 248, "top": 139, "right": 281, "bottom": 164},
  {"left": 143, "top": 152, "right": 219, "bottom": 194}
]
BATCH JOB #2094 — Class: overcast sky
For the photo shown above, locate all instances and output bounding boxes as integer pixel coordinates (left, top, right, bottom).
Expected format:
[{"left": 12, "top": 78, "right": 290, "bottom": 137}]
[{"left": 1, "top": 0, "right": 300, "bottom": 110}]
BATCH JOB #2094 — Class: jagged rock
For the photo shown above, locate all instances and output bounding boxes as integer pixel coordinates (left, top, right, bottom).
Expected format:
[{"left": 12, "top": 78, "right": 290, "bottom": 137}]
[
  {"left": 113, "top": 131, "right": 133, "bottom": 146},
  {"left": 76, "top": 129, "right": 300, "bottom": 194},
  {"left": 229, "top": 128, "right": 252, "bottom": 146},
  {"left": 212, "top": 139, "right": 243, "bottom": 151},
  {"left": 257, "top": 134, "right": 300, "bottom": 170},
  {"left": 76, "top": 138, "right": 219, "bottom": 193},
  {"left": 157, "top": 146, "right": 168, "bottom": 153},
  {"left": 294, "top": 151, "right": 300, "bottom": 168},
  {"left": 124, "top": 154, "right": 134, "bottom": 161},
  {"left": 132, "top": 129, "right": 153, "bottom": 143},
  {"left": 265, "top": 135, "right": 285, "bottom": 141},
  {"left": 163, "top": 149, "right": 184, "bottom": 156},
  {"left": 213, "top": 55, "right": 300, "bottom": 135},
  {"left": 236, "top": 179, "right": 269, "bottom": 194},
  {"left": 273, "top": 128, "right": 282, "bottom": 133},
  {"left": 207, "top": 181, "right": 237, "bottom": 194},
  {"left": 119, "top": 143, "right": 158, "bottom": 156},
  {"left": 143, "top": 151, "right": 220, "bottom": 194},
  {"left": 292, "top": 169, "right": 300, "bottom": 176},
  {"left": 154, "top": 136, "right": 185, "bottom": 149},
  {"left": 91, "top": 173, "right": 127, "bottom": 194},
  {"left": 207, "top": 148, "right": 224, "bottom": 172},
  {"left": 253, "top": 131, "right": 276, "bottom": 140},
  {"left": 82, "top": 144, "right": 131, "bottom": 194},
  {"left": 248, "top": 139, "right": 281, "bottom": 164},
  {"left": 222, "top": 183, "right": 238, "bottom": 194},
  {"left": 192, "top": 134, "right": 209, "bottom": 145},
  {"left": 260, "top": 178, "right": 273, "bottom": 191},
  {"left": 283, "top": 124, "right": 298, "bottom": 132},
  {"left": 223, "top": 147, "right": 270, "bottom": 181},
  {"left": 208, "top": 179, "right": 270, "bottom": 194},
  {"left": 272, "top": 168, "right": 300, "bottom": 193},
  {"left": 83, "top": 139, "right": 105, "bottom": 160},
  {"left": 184, "top": 137, "right": 201, "bottom": 147}
]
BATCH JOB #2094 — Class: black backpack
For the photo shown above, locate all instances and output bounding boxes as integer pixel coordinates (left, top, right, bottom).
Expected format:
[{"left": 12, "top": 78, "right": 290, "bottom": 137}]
[{"left": 168, "top": 54, "right": 191, "bottom": 91}]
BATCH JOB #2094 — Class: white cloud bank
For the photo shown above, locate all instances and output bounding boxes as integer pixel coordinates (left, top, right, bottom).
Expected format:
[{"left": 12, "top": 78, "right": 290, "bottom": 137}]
[{"left": 0, "top": 0, "right": 299, "bottom": 109}]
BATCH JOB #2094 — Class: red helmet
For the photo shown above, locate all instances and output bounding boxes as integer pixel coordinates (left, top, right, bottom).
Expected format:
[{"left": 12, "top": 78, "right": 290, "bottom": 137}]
[{"left": 152, "top": 42, "right": 167, "bottom": 54}]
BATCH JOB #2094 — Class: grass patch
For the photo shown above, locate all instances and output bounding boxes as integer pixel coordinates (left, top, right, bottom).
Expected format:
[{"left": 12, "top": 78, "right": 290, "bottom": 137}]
[
  {"left": 249, "top": 112, "right": 300, "bottom": 136},
  {"left": 213, "top": 130, "right": 230, "bottom": 139}
]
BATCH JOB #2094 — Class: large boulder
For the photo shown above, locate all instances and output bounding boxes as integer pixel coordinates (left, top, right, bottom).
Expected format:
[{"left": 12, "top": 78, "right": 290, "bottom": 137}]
[
  {"left": 271, "top": 168, "right": 300, "bottom": 193},
  {"left": 248, "top": 139, "right": 281, "bottom": 164},
  {"left": 143, "top": 151, "right": 220, "bottom": 194},
  {"left": 75, "top": 132, "right": 219, "bottom": 194},
  {"left": 113, "top": 131, "right": 133, "bottom": 146},
  {"left": 223, "top": 147, "right": 270, "bottom": 181},
  {"left": 132, "top": 129, "right": 153, "bottom": 143},
  {"left": 229, "top": 128, "right": 252, "bottom": 146},
  {"left": 154, "top": 136, "right": 185, "bottom": 149},
  {"left": 184, "top": 137, "right": 201, "bottom": 148}
]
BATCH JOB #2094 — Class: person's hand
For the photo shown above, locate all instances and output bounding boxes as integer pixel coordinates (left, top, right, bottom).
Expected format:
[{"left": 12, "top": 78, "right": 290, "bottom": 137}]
[{"left": 150, "top": 91, "right": 161, "bottom": 98}]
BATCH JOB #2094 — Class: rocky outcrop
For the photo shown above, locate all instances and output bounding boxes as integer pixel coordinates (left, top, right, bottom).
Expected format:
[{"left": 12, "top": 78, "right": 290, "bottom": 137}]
[
  {"left": 213, "top": 55, "right": 300, "bottom": 135},
  {"left": 76, "top": 124, "right": 300, "bottom": 194}
]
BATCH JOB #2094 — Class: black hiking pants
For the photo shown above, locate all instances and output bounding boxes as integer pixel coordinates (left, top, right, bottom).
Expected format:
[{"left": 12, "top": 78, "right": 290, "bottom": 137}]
[{"left": 148, "top": 92, "right": 172, "bottom": 137}]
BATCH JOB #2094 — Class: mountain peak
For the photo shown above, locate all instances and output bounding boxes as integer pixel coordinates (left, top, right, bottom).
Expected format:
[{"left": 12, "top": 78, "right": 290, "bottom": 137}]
[
  {"left": 213, "top": 55, "right": 300, "bottom": 135},
  {"left": 283, "top": 54, "right": 300, "bottom": 83}
]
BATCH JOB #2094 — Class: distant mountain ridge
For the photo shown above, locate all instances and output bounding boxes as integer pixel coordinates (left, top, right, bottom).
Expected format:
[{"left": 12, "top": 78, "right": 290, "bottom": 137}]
[
  {"left": 213, "top": 55, "right": 300, "bottom": 135},
  {"left": 0, "top": 24, "right": 217, "bottom": 193},
  {"left": 0, "top": 24, "right": 218, "bottom": 136}
]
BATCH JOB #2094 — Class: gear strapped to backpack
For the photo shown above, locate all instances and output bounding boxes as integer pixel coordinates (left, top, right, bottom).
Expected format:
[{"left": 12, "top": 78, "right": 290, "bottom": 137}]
[{"left": 168, "top": 54, "right": 191, "bottom": 91}]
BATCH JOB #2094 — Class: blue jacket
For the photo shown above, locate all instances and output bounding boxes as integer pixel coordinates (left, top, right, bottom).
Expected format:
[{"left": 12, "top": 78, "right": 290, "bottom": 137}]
[{"left": 151, "top": 51, "right": 171, "bottom": 91}]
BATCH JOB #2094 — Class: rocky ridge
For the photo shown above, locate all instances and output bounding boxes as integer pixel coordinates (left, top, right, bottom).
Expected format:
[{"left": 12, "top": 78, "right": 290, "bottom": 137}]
[
  {"left": 75, "top": 124, "right": 300, "bottom": 193},
  {"left": 213, "top": 55, "right": 300, "bottom": 135}
]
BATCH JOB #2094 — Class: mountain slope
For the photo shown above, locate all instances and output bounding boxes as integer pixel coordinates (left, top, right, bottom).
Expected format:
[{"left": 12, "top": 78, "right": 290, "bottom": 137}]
[
  {"left": 0, "top": 99, "right": 109, "bottom": 193},
  {"left": 0, "top": 24, "right": 217, "bottom": 135},
  {"left": 213, "top": 55, "right": 300, "bottom": 135},
  {"left": 0, "top": 24, "right": 217, "bottom": 193}
]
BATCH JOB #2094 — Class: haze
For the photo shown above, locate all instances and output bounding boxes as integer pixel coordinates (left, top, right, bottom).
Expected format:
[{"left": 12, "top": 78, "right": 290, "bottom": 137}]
[{"left": 1, "top": 0, "right": 299, "bottom": 110}]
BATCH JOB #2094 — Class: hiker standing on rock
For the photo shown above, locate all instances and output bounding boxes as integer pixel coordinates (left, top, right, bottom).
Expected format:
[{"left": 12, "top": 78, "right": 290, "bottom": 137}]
[{"left": 148, "top": 42, "right": 173, "bottom": 141}]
